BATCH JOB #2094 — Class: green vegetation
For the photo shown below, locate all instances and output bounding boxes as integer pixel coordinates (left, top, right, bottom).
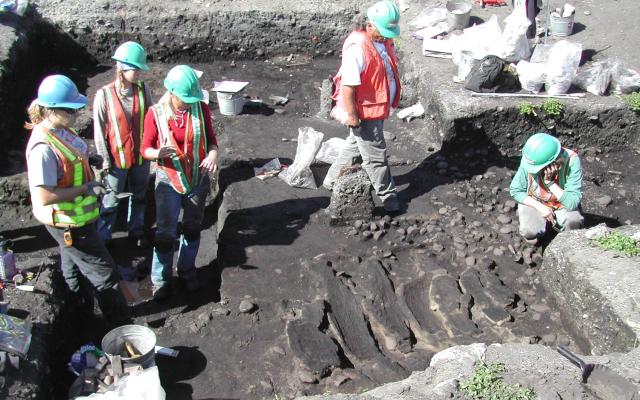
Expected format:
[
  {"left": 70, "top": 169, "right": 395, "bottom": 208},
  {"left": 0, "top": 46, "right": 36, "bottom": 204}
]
[
  {"left": 623, "top": 92, "right": 640, "bottom": 113},
  {"left": 518, "top": 102, "right": 537, "bottom": 117},
  {"left": 540, "top": 99, "right": 565, "bottom": 117},
  {"left": 461, "top": 362, "right": 536, "bottom": 400},
  {"left": 594, "top": 231, "right": 640, "bottom": 257}
]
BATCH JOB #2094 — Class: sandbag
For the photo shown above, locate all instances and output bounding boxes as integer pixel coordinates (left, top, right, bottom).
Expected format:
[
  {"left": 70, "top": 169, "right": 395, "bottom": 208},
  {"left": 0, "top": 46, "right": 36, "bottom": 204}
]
[
  {"left": 545, "top": 40, "right": 582, "bottom": 95},
  {"left": 279, "top": 127, "right": 324, "bottom": 189},
  {"left": 464, "top": 55, "right": 521, "bottom": 93}
]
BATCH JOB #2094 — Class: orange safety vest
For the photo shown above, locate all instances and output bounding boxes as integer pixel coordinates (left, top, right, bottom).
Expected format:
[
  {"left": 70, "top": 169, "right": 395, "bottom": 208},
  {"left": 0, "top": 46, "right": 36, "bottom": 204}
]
[
  {"left": 28, "top": 126, "right": 99, "bottom": 227},
  {"left": 151, "top": 101, "right": 207, "bottom": 194},
  {"left": 102, "top": 81, "right": 146, "bottom": 169},
  {"left": 332, "top": 30, "right": 401, "bottom": 121},
  {"left": 527, "top": 148, "right": 577, "bottom": 210}
]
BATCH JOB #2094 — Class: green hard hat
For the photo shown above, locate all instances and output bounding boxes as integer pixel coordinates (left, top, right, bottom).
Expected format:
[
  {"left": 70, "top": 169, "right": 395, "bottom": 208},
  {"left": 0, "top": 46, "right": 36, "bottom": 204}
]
[
  {"left": 112, "top": 41, "right": 150, "bottom": 71},
  {"left": 163, "top": 65, "right": 203, "bottom": 104},
  {"left": 520, "top": 133, "right": 561, "bottom": 174},
  {"left": 367, "top": 0, "right": 401, "bottom": 39}
]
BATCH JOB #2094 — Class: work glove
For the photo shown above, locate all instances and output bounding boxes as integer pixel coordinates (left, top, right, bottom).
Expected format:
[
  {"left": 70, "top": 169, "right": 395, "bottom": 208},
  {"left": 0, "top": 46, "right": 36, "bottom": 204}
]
[
  {"left": 88, "top": 154, "right": 104, "bottom": 169},
  {"left": 86, "top": 181, "right": 107, "bottom": 197}
]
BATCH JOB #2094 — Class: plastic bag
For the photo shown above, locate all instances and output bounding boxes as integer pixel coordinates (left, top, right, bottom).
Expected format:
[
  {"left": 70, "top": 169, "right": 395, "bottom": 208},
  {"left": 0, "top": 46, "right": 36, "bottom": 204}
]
[
  {"left": 573, "top": 60, "right": 612, "bottom": 96},
  {"left": 454, "top": 15, "right": 504, "bottom": 61},
  {"left": 517, "top": 60, "right": 546, "bottom": 93},
  {"left": 501, "top": 3, "right": 531, "bottom": 62},
  {"left": 545, "top": 40, "right": 582, "bottom": 95},
  {"left": 0, "top": 314, "right": 31, "bottom": 358},
  {"left": 279, "top": 127, "right": 324, "bottom": 189},
  {"left": 408, "top": 7, "right": 447, "bottom": 29},
  {"left": 76, "top": 366, "right": 165, "bottom": 400},
  {"left": 609, "top": 58, "right": 640, "bottom": 94},
  {"left": 315, "top": 138, "right": 346, "bottom": 165},
  {"left": 0, "top": 0, "right": 28, "bottom": 16},
  {"left": 529, "top": 43, "right": 553, "bottom": 64}
]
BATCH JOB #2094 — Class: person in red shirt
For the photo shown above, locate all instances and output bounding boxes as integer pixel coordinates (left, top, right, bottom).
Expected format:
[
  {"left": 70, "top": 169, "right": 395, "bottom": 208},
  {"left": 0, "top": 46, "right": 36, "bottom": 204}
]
[{"left": 141, "top": 65, "right": 218, "bottom": 300}]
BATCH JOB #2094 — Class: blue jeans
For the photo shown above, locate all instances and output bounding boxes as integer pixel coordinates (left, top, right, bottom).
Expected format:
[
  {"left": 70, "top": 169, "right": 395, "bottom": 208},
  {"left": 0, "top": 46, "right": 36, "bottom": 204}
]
[
  {"left": 97, "top": 162, "right": 150, "bottom": 241},
  {"left": 151, "top": 169, "right": 209, "bottom": 287}
]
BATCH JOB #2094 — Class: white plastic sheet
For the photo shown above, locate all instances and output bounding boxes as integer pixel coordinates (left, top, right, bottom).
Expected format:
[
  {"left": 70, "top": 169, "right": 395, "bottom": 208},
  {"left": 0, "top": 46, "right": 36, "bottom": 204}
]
[
  {"left": 76, "top": 367, "right": 165, "bottom": 400},
  {"left": 279, "top": 127, "right": 324, "bottom": 189}
]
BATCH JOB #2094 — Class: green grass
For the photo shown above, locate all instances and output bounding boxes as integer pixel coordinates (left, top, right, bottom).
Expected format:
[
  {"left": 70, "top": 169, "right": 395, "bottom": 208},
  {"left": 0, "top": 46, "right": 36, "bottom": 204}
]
[
  {"left": 594, "top": 231, "right": 640, "bottom": 257},
  {"left": 623, "top": 92, "right": 640, "bottom": 112},
  {"left": 460, "top": 362, "right": 536, "bottom": 400},
  {"left": 518, "top": 102, "right": 537, "bottom": 117},
  {"left": 540, "top": 99, "right": 565, "bottom": 117}
]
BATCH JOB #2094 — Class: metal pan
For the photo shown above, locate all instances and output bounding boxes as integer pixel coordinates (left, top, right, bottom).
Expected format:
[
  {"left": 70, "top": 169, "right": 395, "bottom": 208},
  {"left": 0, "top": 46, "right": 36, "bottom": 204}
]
[{"left": 557, "top": 345, "right": 640, "bottom": 400}]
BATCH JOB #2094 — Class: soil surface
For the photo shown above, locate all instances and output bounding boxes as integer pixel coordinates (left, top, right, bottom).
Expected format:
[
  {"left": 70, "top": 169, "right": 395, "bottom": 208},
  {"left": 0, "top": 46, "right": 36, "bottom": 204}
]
[{"left": 2, "top": 56, "right": 639, "bottom": 399}]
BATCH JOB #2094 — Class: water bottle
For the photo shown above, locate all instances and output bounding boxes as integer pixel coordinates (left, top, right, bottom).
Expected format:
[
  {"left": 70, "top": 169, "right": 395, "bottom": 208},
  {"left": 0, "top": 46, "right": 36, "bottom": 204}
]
[{"left": 0, "top": 240, "right": 17, "bottom": 281}]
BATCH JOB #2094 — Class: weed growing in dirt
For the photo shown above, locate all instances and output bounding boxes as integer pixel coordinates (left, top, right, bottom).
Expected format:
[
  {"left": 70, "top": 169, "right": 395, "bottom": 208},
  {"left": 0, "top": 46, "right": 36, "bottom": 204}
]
[
  {"left": 461, "top": 362, "right": 536, "bottom": 400},
  {"left": 540, "top": 99, "right": 565, "bottom": 117},
  {"left": 623, "top": 92, "right": 640, "bottom": 113},
  {"left": 518, "top": 102, "right": 537, "bottom": 117},
  {"left": 594, "top": 232, "right": 640, "bottom": 257}
]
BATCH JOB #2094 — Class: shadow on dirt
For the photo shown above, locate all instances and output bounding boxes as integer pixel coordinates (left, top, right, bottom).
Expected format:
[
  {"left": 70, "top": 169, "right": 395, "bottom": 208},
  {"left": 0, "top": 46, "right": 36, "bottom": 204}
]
[{"left": 156, "top": 346, "right": 208, "bottom": 399}]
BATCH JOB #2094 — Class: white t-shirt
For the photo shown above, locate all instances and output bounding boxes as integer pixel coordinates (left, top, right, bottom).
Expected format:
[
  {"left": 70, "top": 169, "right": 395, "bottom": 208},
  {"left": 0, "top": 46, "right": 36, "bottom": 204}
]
[{"left": 340, "top": 41, "right": 397, "bottom": 106}]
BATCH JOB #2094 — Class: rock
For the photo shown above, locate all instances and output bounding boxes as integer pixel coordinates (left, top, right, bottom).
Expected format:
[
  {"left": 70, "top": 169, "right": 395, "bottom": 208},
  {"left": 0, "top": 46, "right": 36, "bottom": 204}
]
[
  {"left": 530, "top": 303, "right": 550, "bottom": 313},
  {"left": 354, "top": 220, "right": 363, "bottom": 229},
  {"left": 596, "top": 195, "right": 612, "bottom": 207},
  {"left": 373, "top": 230, "right": 385, "bottom": 241},
  {"left": 362, "top": 230, "right": 373, "bottom": 239},
  {"left": 438, "top": 207, "right": 448, "bottom": 215},
  {"left": 465, "top": 256, "right": 476, "bottom": 267},
  {"left": 493, "top": 248, "right": 504, "bottom": 257},
  {"left": 499, "top": 225, "right": 513, "bottom": 234},
  {"left": 239, "top": 300, "right": 256, "bottom": 313},
  {"left": 432, "top": 243, "right": 444, "bottom": 253},
  {"left": 497, "top": 215, "right": 512, "bottom": 224},
  {"left": 505, "top": 200, "right": 517, "bottom": 210},
  {"left": 542, "top": 333, "right": 557, "bottom": 345}
]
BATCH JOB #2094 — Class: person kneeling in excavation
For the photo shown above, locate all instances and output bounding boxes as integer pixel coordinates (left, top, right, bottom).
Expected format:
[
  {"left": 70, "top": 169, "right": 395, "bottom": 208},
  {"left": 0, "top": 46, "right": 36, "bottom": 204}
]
[
  {"left": 510, "top": 132, "right": 584, "bottom": 244},
  {"left": 141, "top": 65, "right": 218, "bottom": 301},
  {"left": 25, "top": 75, "right": 130, "bottom": 325}
]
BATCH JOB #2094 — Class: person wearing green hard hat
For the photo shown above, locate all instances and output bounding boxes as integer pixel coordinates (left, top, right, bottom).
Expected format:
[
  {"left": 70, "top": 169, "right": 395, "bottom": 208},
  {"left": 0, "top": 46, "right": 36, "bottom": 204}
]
[
  {"left": 324, "top": 0, "right": 402, "bottom": 213},
  {"left": 510, "top": 132, "right": 584, "bottom": 244},
  {"left": 24, "top": 74, "right": 130, "bottom": 325},
  {"left": 93, "top": 41, "right": 154, "bottom": 248},
  {"left": 141, "top": 65, "right": 219, "bottom": 301}
]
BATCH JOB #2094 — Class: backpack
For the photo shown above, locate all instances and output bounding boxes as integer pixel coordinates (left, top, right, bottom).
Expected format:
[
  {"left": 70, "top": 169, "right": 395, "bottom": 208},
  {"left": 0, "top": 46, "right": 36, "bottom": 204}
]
[{"left": 464, "top": 55, "right": 521, "bottom": 93}]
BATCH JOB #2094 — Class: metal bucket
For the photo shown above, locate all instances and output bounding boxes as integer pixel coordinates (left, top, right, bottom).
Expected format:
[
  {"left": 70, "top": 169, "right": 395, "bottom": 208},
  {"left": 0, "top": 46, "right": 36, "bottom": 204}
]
[
  {"left": 101, "top": 325, "right": 157, "bottom": 368},
  {"left": 216, "top": 91, "right": 245, "bottom": 115},
  {"left": 446, "top": 1, "right": 472, "bottom": 31},
  {"left": 550, "top": 13, "right": 574, "bottom": 37}
]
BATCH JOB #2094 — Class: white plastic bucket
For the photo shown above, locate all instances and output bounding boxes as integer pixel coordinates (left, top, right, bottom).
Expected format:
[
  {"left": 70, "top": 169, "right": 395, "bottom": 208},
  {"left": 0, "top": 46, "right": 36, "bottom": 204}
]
[
  {"left": 101, "top": 325, "right": 157, "bottom": 368},
  {"left": 216, "top": 91, "right": 245, "bottom": 115},
  {"left": 550, "top": 13, "right": 574, "bottom": 37},
  {"left": 446, "top": 1, "right": 472, "bottom": 31}
]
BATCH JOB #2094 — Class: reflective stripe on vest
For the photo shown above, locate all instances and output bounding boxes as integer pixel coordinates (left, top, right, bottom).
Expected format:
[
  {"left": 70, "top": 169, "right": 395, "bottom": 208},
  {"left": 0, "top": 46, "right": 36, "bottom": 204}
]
[
  {"left": 152, "top": 102, "right": 207, "bottom": 194},
  {"left": 527, "top": 148, "right": 578, "bottom": 210},
  {"left": 331, "top": 30, "right": 401, "bottom": 121},
  {"left": 103, "top": 82, "right": 146, "bottom": 169},
  {"left": 40, "top": 130, "right": 99, "bottom": 227}
]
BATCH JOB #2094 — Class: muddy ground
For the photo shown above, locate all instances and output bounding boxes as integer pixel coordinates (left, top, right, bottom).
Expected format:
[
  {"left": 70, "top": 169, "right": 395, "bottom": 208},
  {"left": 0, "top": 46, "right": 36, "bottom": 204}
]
[{"left": 1, "top": 55, "right": 639, "bottom": 399}]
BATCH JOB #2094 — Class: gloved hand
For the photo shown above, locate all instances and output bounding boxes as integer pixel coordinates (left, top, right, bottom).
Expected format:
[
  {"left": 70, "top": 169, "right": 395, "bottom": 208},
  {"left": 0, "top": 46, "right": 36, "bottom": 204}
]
[
  {"left": 86, "top": 181, "right": 107, "bottom": 197},
  {"left": 88, "top": 154, "right": 104, "bottom": 168}
]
